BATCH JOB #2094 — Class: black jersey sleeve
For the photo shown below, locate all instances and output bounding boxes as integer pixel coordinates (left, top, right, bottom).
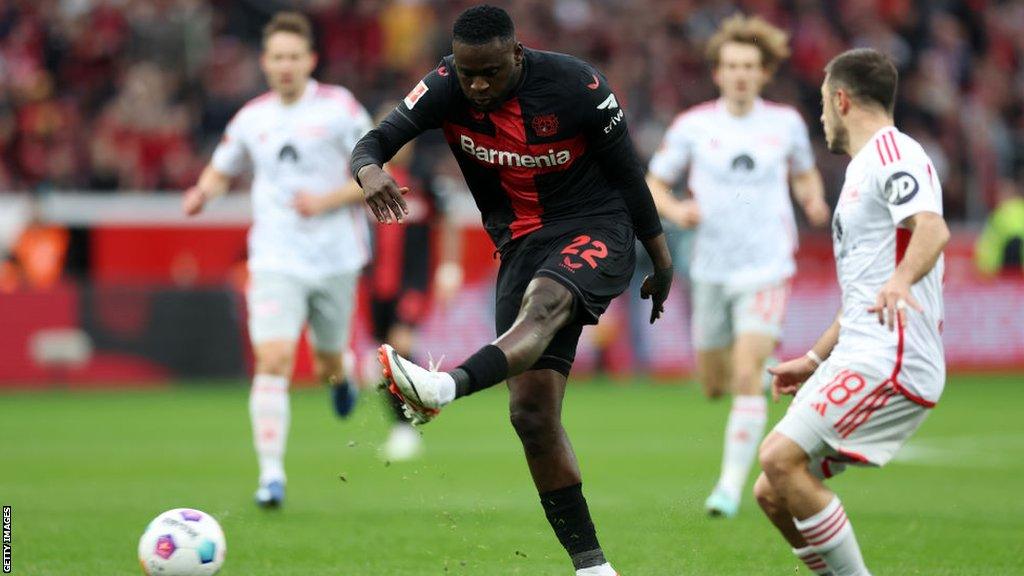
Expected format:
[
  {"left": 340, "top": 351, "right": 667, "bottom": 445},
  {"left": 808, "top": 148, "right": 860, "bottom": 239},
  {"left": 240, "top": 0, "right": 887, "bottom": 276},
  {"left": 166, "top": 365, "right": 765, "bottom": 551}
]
[
  {"left": 578, "top": 65, "right": 663, "bottom": 241},
  {"left": 350, "top": 62, "right": 454, "bottom": 181}
]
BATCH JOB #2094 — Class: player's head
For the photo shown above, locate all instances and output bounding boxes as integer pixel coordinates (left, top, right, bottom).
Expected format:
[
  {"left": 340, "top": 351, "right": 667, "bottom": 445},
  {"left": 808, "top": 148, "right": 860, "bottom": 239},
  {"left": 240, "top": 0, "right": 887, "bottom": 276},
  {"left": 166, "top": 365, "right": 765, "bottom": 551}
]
[
  {"left": 451, "top": 5, "right": 524, "bottom": 112},
  {"left": 706, "top": 14, "right": 790, "bottom": 105},
  {"left": 260, "top": 12, "right": 317, "bottom": 102},
  {"left": 821, "top": 48, "right": 898, "bottom": 154}
]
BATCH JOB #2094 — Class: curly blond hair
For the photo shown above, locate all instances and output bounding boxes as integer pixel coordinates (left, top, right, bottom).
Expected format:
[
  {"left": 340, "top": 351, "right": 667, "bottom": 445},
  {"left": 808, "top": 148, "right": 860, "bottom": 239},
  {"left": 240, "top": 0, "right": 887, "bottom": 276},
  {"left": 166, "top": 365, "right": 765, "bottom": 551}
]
[{"left": 706, "top": 14, "right": 791, "bottom": 74}]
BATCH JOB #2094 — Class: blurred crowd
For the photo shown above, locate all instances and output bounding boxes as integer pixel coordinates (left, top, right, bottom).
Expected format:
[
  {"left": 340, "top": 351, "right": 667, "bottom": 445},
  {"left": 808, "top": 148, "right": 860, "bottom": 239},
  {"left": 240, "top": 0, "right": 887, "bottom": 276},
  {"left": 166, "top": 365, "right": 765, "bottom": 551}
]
[{"left": 0, "top": 0, "right": 1022, "bottom": 221}]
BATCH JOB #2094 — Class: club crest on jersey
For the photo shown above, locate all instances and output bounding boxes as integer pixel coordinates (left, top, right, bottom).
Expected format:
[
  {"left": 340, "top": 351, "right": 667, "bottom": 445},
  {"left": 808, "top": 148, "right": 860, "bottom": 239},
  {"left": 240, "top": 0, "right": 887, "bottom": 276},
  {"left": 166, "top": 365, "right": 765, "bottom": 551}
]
[
  {"left": 731, "top": 154, "right": 756, "bottom": 172},
  {"left": 531, "top": 114, "right": 559, "bottom": 137},
  {"left": 884, "top": 171, "right": 919, "bottom": 205},
  {"left": 404, "top": 80, "right": 429, "bottom": 110}
]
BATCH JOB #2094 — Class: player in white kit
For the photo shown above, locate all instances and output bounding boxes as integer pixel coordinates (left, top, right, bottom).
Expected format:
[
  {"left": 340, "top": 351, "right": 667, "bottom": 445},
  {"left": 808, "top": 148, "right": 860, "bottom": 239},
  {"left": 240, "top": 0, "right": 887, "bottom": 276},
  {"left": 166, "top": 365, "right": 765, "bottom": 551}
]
[
  {"left": 755, "top": 49, "right": 949, "bottom": 575},
  {"left": 182, "top": 12, "right": 373, "bottom": 508},
  {"left": 646, "top": 15, "right": 830, "bottom": 517}
]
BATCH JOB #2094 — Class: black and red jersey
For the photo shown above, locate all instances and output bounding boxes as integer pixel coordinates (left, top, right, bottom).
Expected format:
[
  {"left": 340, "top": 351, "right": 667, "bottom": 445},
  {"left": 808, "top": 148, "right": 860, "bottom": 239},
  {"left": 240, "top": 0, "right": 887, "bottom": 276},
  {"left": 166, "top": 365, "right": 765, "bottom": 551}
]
[{"left": 351, "top": 47, "right": 661, "bottom": 250}]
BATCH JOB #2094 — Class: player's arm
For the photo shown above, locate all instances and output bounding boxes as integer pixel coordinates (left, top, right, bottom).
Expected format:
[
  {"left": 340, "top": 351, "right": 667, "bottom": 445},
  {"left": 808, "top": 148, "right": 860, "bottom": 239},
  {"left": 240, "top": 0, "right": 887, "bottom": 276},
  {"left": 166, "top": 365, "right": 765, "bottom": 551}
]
[
  {"left": 646, "top": 116, "right": 699, "bottom": 228},
  {"left": 351, "top": 67, "right": 450, "bottom": 224},
  {"left": 787, "top": 112, "right": 829, "bottom": 227},
  {"left": 184, "top": 165, "right": 233, "bottom": 216},
  {"left": 185, "top": 113, "right": 249, "bottom": 216},
  {"left": 646, "top": 174, "right": 700, "bottom": 229},
  {"left": 583, "top": 68, "right": 672, "bottom": 322},
  {"left": 790, "top": 168, "right": 830, "bottom": 227},
  {"left": 870, "top": 210, "right": 949, "bottom": 329},
  {"left": 768, "top": 310, "right": 841, "bottom": 401},
  {"left": 293, "top": 180, "right": 364, "bottom": 217},
  {"left": 870, "top": 158, "right": 950, "bottom": 330}
]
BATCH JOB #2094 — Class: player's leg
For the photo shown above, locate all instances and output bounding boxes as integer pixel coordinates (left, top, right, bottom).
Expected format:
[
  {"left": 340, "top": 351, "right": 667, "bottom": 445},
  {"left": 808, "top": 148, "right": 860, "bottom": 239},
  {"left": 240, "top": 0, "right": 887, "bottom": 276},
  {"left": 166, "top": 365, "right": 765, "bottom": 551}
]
[
  {"left": 379, "top": 276, "right": 575, "bottom": 422},
  {"left": 692, "top": 281, "right": 732, "bottom": 399},
  {"left": 760, "top": 432, "right": 869, "bottom": 575},
  {"left": 507, "top": 368, "right": 612, "bottom": 575},
  {"left": 307, "top": 271, "right": 359, "bottom": 418},
  {"left": 706, "top": 331, "right": 774, "bottom": 516},
  {"left": 247, "top": 272, "right": 306, "bottom": 507},
  {"left": 753, "top": 472, "right": 833, "bottom": 575}
]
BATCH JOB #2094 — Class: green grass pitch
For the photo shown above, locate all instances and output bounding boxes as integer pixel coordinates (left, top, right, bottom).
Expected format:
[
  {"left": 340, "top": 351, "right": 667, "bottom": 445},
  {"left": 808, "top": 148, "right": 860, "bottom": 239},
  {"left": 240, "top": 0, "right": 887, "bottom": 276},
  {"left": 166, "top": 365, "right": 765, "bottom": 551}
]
[{"left": 2, "top": 374, "right": 1022, "bottom": 575}]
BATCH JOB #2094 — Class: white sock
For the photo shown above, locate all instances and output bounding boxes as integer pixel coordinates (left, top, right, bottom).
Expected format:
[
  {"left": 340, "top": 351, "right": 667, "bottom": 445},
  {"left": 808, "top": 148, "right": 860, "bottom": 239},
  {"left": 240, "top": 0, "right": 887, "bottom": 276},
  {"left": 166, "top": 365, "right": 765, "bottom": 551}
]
[
  {"left": 575, "top": 562, "right": 617, "bottom": 576},
  {"left": 793, "top": 546, "right": 833, "bottom": 575},
  {"left": 438, "top": 372, "right": 456, "bottom": 405},
  {"left": 249, "top": 374, "right": 290, "bottom": 485},
  {"left": 716, "top": 394, "right": 767, "bottom": 501},
  {"left": 794, "top": 497, "right": 870, "bottom": 576}
]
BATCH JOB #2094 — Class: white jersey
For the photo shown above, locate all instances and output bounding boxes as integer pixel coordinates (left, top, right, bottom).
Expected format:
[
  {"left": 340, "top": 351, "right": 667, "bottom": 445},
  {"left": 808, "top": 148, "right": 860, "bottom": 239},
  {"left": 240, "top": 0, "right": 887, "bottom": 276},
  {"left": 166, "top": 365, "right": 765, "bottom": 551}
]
[
  {"left": 649, "top": 98, "right": 816, "bottom": 288},
  {"left": 830, "top": 127, "right": 945, "bottom": 404},
  {"left": 212, "top": 80, "right": 373, "bottom": 278}
]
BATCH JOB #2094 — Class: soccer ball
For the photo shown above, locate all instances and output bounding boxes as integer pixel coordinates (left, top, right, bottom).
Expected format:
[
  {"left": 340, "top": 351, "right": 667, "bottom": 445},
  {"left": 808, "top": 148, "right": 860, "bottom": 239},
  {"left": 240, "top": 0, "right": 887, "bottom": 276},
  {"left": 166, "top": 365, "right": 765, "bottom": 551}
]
[{"left": 138, "top": 508, "right": 226, "bottom": 575}]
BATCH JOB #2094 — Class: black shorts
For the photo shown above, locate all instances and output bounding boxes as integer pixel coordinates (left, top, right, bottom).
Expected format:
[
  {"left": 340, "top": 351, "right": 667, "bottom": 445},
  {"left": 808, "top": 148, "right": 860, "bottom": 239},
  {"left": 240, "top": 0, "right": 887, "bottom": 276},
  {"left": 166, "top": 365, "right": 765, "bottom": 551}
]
[{"left": 495, "top": 218, "right": 636, "bottom": 376}]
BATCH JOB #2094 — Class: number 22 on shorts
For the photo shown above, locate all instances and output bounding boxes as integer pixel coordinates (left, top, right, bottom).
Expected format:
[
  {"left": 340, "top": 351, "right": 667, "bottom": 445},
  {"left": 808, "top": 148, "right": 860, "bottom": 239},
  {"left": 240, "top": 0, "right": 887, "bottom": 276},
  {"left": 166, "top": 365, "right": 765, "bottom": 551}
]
[{"left": 561, "top": 235, "right": 608, "bottom": 270}]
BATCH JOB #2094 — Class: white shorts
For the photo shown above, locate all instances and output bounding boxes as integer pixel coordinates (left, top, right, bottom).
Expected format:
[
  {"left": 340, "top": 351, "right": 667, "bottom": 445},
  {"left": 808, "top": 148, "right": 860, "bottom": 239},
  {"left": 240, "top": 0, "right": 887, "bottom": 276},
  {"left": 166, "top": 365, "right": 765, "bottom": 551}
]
[
  {"left": 774, "top": 356, "right": 937, "bottom": 480},
  {"left": 247, "top": 270, "right": 358, "bottom": 353},
  {"left": 691, "top": 280, "right": 790, "bottom": 350}
]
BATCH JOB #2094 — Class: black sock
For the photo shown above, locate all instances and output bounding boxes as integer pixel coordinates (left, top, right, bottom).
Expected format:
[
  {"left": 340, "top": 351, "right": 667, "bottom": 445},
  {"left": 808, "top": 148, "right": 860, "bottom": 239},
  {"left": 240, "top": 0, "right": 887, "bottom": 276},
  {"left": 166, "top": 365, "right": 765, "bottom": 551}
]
[
  {"left": 539, "top": 483, "right": 605, "bottom": 570},
  {"left": 451, "top": 344, "right": 508, "bottom": 398}
]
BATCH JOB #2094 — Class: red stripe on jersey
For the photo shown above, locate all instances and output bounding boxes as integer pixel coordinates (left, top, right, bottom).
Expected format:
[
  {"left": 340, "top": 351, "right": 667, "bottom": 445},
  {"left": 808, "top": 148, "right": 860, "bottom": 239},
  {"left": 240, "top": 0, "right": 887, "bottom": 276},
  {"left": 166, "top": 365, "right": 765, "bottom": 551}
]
[
  {"left": 875, "top": 138, "right": 888, "bottom": 165},
  {"left": 887, "top": 131, "right": 901, "bottom": 160},
  {"left": 444, "top": 99, "right": 587, "bottom": 239},
  {"left": 881, "top": 134, "right": 895, "bottom": 164},
  {"left": 895, "top": 228, "right": 911, "bottom": 265}
]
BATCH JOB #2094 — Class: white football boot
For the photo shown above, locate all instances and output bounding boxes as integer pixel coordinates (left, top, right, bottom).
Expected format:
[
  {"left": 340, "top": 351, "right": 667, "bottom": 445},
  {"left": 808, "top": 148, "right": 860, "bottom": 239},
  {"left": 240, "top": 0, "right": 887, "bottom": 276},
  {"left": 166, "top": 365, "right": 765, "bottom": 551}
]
[{"left": 378, "top": 344, "right": 453, "bottom": 425}]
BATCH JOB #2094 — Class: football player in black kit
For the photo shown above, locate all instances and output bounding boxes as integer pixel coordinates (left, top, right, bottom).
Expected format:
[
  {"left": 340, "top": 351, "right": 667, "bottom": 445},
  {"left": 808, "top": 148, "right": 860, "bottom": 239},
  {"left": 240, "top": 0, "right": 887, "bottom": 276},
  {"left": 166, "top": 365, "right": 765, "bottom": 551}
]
[{"left": 350, "top": 6, "right": 673, "bottom": 575}]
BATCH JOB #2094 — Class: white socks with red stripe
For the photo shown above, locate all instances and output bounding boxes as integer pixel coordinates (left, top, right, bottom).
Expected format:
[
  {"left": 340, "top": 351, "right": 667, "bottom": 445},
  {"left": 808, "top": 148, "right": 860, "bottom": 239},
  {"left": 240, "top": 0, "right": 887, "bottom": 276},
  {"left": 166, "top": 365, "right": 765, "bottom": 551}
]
[
  {"left": 250, "top": 374, "right": 290, "bottom": 485},
  {"left": 793, "top": 546, "right": 832, "bottom": 575},
  {"left": 716, "top": 395, "right": 768, "bottom": 501},
  {"left": 794, "top": 496, "right": 870, "bottom": 576}
]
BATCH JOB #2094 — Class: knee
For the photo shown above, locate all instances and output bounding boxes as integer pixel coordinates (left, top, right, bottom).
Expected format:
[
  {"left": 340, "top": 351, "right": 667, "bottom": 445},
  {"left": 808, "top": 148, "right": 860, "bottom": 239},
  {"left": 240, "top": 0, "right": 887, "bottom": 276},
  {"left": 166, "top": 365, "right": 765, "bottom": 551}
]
[
  {"left": 509, "top": 400, "right": 558, "bottom": 455},
  {"left": 256, "top": 351, "right": 294, "bottom": 377},
  {"left": 758, "top": 436, "right": 798, "bottom": 480}
]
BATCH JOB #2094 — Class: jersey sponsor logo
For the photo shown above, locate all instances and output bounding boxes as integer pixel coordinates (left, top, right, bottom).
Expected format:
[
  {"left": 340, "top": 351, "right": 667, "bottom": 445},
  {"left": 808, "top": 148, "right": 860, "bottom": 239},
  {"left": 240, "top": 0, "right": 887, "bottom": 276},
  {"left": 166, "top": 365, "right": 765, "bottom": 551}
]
[
  {"left": 278, "top": 144, "right": 299, "bottom": 163},
  {"left": 531, "top": 114, "right": 559, "bottom": 137},
  {"left": 404, "top": 80, "right": 429, "bottom": 110},
  {"left": 730, "top": 154, "right": 755, "bottom": 172},
  {"left": 587, "top": 74, "right": 600, "bottom": 90},
  {"left": 884, "top": 171, "right": 919, "bottom": 205},
  {"left": 459, "top": 134, "right": 572, "bottom": 168},
  {"left": 596, "top": 93, "right": 618, "bottom": 110},
  {"left": 602, "top": 109, "right": 624, "bottom": 134}
]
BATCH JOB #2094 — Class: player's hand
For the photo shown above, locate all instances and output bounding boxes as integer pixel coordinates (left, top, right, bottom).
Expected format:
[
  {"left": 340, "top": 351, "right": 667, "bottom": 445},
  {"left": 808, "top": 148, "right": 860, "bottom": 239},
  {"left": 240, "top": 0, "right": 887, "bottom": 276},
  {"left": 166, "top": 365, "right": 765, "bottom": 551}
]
[
  {"left": 768, "top": 356, "right": 817, "bottom": 402},
  {"left": 803, "top": 197, "right": 831, "bottom": 227},
  {"left": 182, "top": 186, "right": 208, "bottom": 217},
  {"left": 868, "top": 274, "right": 923, "bottom": 331},
  {"left": 358, "top": 164, "right": 409, "bottom": 224},
  {"left": 640, "top": 266, "right": 673, "bottom": 324},
  {"left": 293, "top": 191, "right": 326, "bottom": 217},
  {"left": 433, "top": 261, "right": 463, "bottom": 306},
  {"left": 666, "top": 199, "right": 700, "bottom": 229}
]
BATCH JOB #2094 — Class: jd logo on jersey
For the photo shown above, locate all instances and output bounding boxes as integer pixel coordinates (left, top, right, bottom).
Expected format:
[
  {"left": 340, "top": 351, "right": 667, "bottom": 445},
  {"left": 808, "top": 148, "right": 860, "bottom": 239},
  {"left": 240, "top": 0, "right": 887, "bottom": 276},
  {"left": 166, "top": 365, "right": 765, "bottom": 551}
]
[
  {"left": 731, "top": 154, "right": 755, "bottom": 172},
  {"left": 278, "top": 144, "right": 299, "bottom": 163},
  {"left": 884, "top": 171, "right": 919, "bottom": 205}
]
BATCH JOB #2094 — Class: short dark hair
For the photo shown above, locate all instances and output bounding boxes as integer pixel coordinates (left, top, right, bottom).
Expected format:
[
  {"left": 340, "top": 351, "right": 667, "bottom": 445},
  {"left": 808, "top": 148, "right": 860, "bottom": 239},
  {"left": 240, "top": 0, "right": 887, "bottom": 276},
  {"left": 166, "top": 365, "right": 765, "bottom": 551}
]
[
  {"left": 263, "top": 11, "right": 314, "bottom": 49},
  {"left": 825, "top": 48, "right": 898, "bottom": 114},
  {"left": 452, "top": 5, "right": 515, "bottom": 45}
]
